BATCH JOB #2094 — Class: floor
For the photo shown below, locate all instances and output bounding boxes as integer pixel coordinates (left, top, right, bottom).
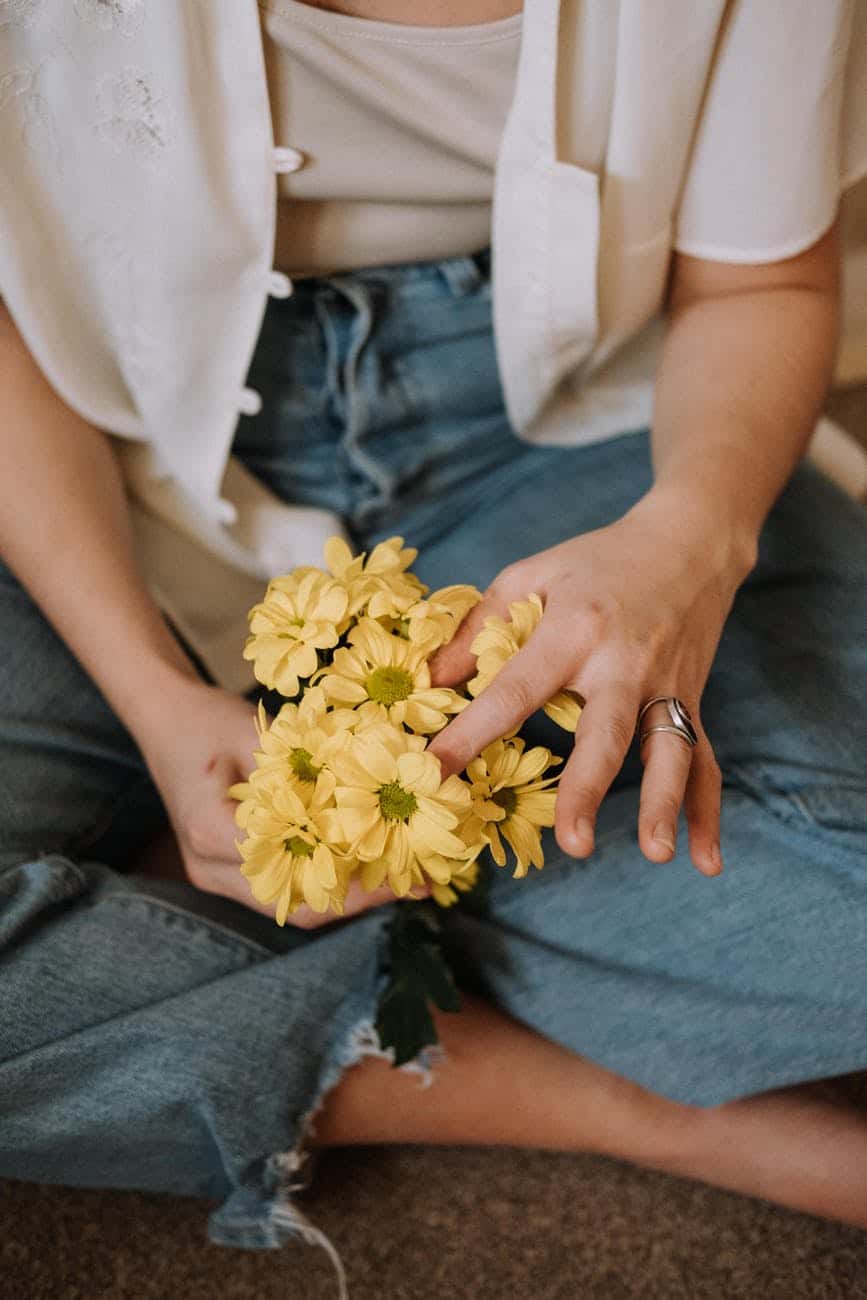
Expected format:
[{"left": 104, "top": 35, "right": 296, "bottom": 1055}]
[{"left": 4, "top": 1134, "right": 867, "bottom": 1300}]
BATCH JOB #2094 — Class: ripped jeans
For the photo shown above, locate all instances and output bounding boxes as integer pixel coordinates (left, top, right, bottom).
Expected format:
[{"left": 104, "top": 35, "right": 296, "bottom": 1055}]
[{"left": 2, "top": 251, "right": 867, "bottom": 1258}]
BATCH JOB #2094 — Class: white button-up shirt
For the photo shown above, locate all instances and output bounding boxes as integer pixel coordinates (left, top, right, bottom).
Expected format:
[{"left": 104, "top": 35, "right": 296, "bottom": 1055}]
[{"left": 1, "top": 0, "right": 865, "bottom": 691}]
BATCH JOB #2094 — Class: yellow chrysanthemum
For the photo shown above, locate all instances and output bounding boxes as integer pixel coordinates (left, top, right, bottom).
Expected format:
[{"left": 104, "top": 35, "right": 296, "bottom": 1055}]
[
  {"left": 323, "top": 535, "right": 427, "bottom": 620},
  {"left": 234, "top": 687, "right": 357, "bottom": 792},
  {"left": 233, "top": 768, "right": 352, "bottom": 923},
  {"left": 429, "top": 856, "right": 480, "bottom": 908},
  {"left": 468, "top": 593, "right": 582, "bottom": 731},
  {"left": 330, "top": 725, "right": 484, "bottom": 898},
  {"left": 464, "top": 737, "right": 561, "bottom": 878},
  {"left": 403, "top": 584, "right": 483, "bottom": 654},
  {"left": 317, "top": 617, "right": 465, "bottom": 735},
  {"left": 243, "top": 570, "right": 348, "bottom": 696}
]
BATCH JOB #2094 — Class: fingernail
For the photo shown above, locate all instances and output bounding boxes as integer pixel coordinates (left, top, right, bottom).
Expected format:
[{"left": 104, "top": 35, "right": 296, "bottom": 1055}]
[
  {"left": 711, "top": 842, "right": 723, "bottom": 871},
  {"left": 652, "top": 823, "right": 676, "bottom": 854},
  {"left": 574, "top": 817, "right": 594, "bottom": 854}
]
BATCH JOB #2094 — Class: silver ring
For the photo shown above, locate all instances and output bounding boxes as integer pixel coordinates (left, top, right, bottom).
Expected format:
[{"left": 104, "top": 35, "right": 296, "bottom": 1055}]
[{"left": 637, "top": 696, "right": 698, "bottom": 749}]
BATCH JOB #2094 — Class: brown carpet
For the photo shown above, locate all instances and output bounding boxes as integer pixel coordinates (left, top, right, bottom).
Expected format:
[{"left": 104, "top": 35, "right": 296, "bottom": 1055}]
[
  {"left": 4, "top": 387, "right": 867, "bottom": 1300},
  {"left": 4, "top": 1136, "right": 867, "bottom": 1300}
]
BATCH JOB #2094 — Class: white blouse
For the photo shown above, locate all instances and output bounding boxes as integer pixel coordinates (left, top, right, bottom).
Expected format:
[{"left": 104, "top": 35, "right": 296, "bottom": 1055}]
[{"left": 0, "top": 0, "right": 864, "bottom": 692}]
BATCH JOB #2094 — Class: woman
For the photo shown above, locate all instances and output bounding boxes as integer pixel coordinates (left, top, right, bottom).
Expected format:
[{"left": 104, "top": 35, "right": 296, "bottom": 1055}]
[{"left": 1, "top": 0, "right": 867, "bottom": 1268}]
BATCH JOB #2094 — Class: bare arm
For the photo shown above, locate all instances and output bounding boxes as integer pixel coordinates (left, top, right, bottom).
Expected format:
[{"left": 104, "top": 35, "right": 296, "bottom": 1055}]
[
  {"left": 430, "top": 220, "right": 842, "bottom": 874},
  {"left": 650, "top": 220, "right": 841, "bottom": 568},
  {"left": 0, "top": 303, "right": 402, "bottom": 925},
  {"left": 0, "top": 302, "right": 200, "bottom": 737}
]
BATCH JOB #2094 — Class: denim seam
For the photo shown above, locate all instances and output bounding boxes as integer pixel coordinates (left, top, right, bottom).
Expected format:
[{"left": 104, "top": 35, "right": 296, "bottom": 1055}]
[
  {"left": 93, "top": 892, "right": 277, "bottom": 958},
  {"left": 1, "top": 853, "right": 277, "bottom": 959},
  {"left": 0, "top": 854, "right": 89, "bottom": 908},
  {"left": 5, "top": 857, "right": 274, "bottom": 961}
]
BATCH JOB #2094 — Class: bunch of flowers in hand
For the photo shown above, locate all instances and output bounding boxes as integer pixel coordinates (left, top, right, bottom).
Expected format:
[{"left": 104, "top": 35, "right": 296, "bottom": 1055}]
[{"left": 230, "top": 537, "right": 580, "bottom": 1060}]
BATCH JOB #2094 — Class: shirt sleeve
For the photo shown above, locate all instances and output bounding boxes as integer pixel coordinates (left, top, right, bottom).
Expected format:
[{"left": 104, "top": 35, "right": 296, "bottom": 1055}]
[{"left": 674, "top": 0, "right": 867, "bottom": 264}]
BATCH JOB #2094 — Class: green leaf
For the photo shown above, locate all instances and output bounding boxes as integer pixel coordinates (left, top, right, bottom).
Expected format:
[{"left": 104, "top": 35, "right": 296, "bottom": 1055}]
[
  {"left": 410, "top": 941, "right": 462, "bottom": 1013},
  {"left": 374, "top": 901, "right": 462, "bottom": 1065},
  {"left": 375, "top": 985, "right": 438, "bottom": 1067}
]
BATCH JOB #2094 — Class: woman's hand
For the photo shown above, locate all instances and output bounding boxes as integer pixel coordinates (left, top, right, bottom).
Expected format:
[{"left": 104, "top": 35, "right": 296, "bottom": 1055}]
[
  {"left": 132, "top": 677, "right": 408, "bottom": 928},
  {"left": 427, "top": 491, "right": 757, "bottom": 876}
]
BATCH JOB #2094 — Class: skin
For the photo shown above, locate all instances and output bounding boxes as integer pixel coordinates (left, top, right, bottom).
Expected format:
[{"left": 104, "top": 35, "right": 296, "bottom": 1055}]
[
  {"left": 299, "top": 0, "right": 523, "bottom": 24},
  {"left": 0, "top": 14, "right": 860, "bottom": 1222}
]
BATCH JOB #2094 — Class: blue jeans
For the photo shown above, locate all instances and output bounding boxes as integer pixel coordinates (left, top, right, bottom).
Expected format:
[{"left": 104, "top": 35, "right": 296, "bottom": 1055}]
[{"left": 2, "top": 252, "right": 867, "bottom": 1253}]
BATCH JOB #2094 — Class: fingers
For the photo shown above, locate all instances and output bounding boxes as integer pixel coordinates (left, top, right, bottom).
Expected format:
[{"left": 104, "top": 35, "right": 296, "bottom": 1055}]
[
  {"left": 553, "top": 683, "right": 640, "bottom": 857},
  {"left": 184, "top": 805, "right": 238, "bottom": 867},
  {"left": 428, "top": 622, "right": 574, "bottom": 777},
  {"left": 428, "top": 582, "right": 515, "bottom": 688},
  {"left": 637, "top": 727, "right": 694, "bottom": 863},
  {"left": 186, "top": 752, "right": 245, "bottom": 862},
  {"left": 556, "top": 686, "right": 723, "bottom": 879},
  {"left": 683, "top": 741, "right": 724, "bottom": 876},
  {"left": 637, "top": 713, "right": 723, "bottom": 875}
]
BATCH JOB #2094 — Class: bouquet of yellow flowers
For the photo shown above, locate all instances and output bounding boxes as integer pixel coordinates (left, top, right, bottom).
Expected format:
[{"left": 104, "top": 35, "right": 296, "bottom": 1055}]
[{"left": 230, "top": 537, "right": 580, "bottom": 1062}]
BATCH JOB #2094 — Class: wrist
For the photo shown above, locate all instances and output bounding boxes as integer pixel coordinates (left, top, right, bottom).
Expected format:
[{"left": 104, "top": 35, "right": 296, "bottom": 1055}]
[
  {"left": 630, "top": 477, "right": 759, "bottom": 587},
  {"left": 112, "top": 643, "right": 208, "bottom": 752}
]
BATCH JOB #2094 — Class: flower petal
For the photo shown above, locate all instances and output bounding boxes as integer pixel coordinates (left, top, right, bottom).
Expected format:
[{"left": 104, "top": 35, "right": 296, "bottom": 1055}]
[
  {"left": 410, "top": 813, "right": 468, "bottom": 859},
  {"left": 512, "top": 746, "right": 554, "bottom": 785},
  {"left": 324, "top": 536, "right": 355, "bottom": 578},
  {"left": 516, "top": 790, "right": 558, "bottom": 826},
  {"left": 502, "top": 814, "right": 545, "bottom": 875},
  {"left": 544, "top": 691, "right": 582, "bottom": 732},
  {"left": 360, "top": 856, "right": 388, "bottom": 891},
  {"left": 354, "top": 739, "right": 398, "bottom": 786},
  {"left": 321, "top": 674, "right": 369, "bottom": 706},
  {"left": 357, "top": 817, "right": 389, "bottom": 861},
  {"left": 396, "top": 751, "right": 442, "bottom": 797}
]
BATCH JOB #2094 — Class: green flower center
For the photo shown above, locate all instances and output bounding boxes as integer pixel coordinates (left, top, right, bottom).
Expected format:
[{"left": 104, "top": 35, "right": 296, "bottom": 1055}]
[
  {"left": 365, "top": 665, "right": 414, "bottom": 706},
  {"left": 378, "top": 780, "right": 418, "bottom": 822},
  {"left": 491, "top": 787, "right": 518, "bottom": 816},
  {"left": 289, "top": 747, "right": 321, "bottom": 782},
  {"left": 278, "top": 618, "right": 305, "bottom": 638},
  {"left": 284, "top": 835, "right": 314, "bottom": 858}
]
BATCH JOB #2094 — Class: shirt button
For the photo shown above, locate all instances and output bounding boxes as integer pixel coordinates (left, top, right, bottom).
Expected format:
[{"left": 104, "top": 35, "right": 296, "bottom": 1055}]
[
  {"left": 238, "top": 387, "right": 263, "bottom": 417},
  {"left": 274, "top": 146, "right": 305, "bottom": 174},
  {"left": 268, "top": 270, "right": 294, "bottom": 299}
]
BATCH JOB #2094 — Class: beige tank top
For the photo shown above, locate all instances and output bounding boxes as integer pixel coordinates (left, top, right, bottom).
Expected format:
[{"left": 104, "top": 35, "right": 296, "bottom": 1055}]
[{"left": 260, "top": 0, "right": 523, "bottom": 276}]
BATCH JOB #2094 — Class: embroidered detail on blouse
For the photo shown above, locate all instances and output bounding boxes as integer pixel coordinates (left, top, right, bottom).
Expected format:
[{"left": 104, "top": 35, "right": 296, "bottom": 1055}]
[
  {"left": 74, "top": 0, "right": 144, "bottom": 37},
  {"left": 0, "top": 62, "right": 57, "bottom": 154},
  {"left": 0, "top": 66, "right": 32, "bottom": 110},
  {"left": 94, "top": 66, "right": 171, "bottom": 159},
  {"left": 0, "top": 0, "right": 42, "bottom": 30},
  {"left": 84, "top": 228, "right": 167, "bottom": 412}
]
